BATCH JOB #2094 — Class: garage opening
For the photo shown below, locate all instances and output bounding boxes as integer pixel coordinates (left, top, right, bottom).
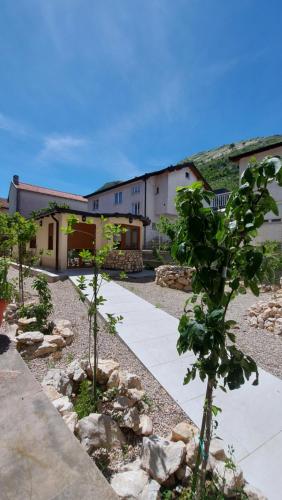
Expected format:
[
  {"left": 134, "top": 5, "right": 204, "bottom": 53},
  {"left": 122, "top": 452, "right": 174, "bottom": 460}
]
[{"left": 67, "top": 222, "right": 96, "bottom": 268}]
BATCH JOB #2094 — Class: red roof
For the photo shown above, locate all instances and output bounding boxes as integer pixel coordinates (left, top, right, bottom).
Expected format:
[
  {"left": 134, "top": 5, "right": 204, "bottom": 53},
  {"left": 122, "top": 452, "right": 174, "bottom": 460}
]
[
  {"left": 0, "top": 197, "right": 9, "bottom": 208},
  {"left": 16, "top": 182, "right": 87, "bottom": 202}
]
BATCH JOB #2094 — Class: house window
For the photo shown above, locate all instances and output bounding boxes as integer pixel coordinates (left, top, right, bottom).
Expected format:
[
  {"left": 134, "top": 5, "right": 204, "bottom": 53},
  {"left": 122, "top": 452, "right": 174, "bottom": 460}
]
[
  {"left": 30, "top": 236, "right": 36, "bottom": 249},
  {"left": 185, "top": 171, "right": 190, "bottom": 179},
  {"left": 132, "top": 185, "right": 140, "bottom": 194},
  {"left": 93, "top": 199, "right": 99, "bottom": 210},
  {"left": 131, "top": 202, "right": 140, "bottom": 215},
  {"left": 114, "top": 192, "right": 123, "bottom": 205},
  {"left": 155, "top": 187, "right": 159, "bottom": 195},
  {"left": 48, "top": 223, "right": 54, "bottom": 250}
]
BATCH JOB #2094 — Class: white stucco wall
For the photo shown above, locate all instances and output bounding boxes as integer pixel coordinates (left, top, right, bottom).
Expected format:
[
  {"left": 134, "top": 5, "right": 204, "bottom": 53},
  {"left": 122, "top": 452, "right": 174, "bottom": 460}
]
[
  {"left": 238, "top": 146, "right": 282, "bottom": 243},
  {"left": 17, "top": 191, "right": 88, "bottom": 217},
  {"left": 88, "top": 181, "right": 144, "bottom": 215}
]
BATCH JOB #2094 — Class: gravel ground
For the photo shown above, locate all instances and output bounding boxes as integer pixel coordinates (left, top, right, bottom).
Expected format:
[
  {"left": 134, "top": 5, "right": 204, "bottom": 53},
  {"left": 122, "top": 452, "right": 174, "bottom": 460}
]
[
  {"left": 116, "top": 276, "right": 282, "bottom": 380},
  {"left": 2, "top": 269, "right": 188, "bottom": 440}
]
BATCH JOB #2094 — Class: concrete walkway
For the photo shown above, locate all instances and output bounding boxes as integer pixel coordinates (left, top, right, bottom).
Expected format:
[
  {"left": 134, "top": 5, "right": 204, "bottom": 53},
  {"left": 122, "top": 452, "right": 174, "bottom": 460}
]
[
  {"left": 0, "top": 333, "right": 117, "bottom": 500},
  {"left": 70, "top": 274, "right": 282, "bottom": 499}
]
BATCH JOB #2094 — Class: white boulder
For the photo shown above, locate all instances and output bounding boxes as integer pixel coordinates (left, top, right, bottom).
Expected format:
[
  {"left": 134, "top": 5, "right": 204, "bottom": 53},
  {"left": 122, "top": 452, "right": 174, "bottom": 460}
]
[
  {"left": 33, "top": 340, "right": 58, "bottom": 357},
  {"left": 42, "top": 369, "right": 73, "bottom": 397},
  {"left": 171, "top": 421, "right": 198, "bottom": 444},
  {"left": 16, "top": 331, "right": 44, "bottom": 344},
  {"left": 76, "top": 413, "right": 125, "bottom": 453},
  {"left": 141, "top": 435, "right": 186, "bottom": 484},
  {"left": 52, "top": 396, "right": 74, "bottom": 415},
  {"left": 137, "top": 415, "right": 153, "bottom": 436},
  {"left": 63, "top": 411, "right": 78, "bottom": 433},
  {"left": 86, "top": 358, "right": 120, "bottom": 384},
  {"left": 111, "top": 469, "right": 150, "bottom": 499},
  {"left": 66, "top": 360, "right": 87, "bottom": 383}
]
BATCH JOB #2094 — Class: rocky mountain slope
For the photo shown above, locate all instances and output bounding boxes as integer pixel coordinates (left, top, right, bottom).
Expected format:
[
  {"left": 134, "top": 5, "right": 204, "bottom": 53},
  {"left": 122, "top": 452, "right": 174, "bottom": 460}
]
[{"left": 180, "top": 134, "right": 282, "bottom": 191}]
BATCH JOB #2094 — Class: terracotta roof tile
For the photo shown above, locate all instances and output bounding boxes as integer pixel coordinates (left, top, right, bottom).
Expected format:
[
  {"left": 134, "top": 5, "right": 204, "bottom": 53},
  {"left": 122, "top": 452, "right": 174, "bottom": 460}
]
[
  {"left": 17, "top": 182, "right": 87, "bottom": 202},
  {"left": 0, "top": 197, "right": 9, "bottom": 208}
]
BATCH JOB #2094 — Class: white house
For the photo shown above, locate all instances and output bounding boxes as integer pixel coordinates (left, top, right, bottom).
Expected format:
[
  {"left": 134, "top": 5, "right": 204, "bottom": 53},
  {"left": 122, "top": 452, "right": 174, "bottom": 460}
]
[
  {"left": 230, "top": 141, "right": 282, "bottom": 244},
  {"left": 85, "top": 162, "right": 212, "bottom": 248},
  {"left": 8, "top": 175, "right": 88, "bottom": 217}
]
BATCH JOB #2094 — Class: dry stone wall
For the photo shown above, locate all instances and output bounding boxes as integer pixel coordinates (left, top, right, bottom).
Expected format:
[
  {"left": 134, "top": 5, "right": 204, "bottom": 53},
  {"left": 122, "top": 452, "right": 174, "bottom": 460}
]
[
  {"left": 155, "top": 265, "right": 193, "bottom": 292},
  {"left": 104, "top": 250, "right": 143, "bottom": 272}
]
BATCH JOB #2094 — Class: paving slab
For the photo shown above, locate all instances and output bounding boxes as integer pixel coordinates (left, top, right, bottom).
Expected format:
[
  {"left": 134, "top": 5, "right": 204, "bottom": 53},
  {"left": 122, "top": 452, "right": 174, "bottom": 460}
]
[
  {"left": 69, "top": 274, "right": 282, "bottom": 499},
  {"left": 0, "top": 334, "right": 117, "bottom": 500}
]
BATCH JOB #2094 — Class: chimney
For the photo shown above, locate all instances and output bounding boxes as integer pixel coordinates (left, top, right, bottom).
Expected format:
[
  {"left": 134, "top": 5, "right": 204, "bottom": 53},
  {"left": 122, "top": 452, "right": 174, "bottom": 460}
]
[{"left": 13, "top": 175, "right": 19, "bottom": 185}]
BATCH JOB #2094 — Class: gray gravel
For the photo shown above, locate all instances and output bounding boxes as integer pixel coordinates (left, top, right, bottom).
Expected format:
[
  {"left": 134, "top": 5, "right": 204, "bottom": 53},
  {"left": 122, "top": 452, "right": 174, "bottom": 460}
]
[
  {"left": 2, "top": 269, "right": 189, "bottom": 438},
  {"left": 116, "top": 276, "right": 282, "bottom": 380}
]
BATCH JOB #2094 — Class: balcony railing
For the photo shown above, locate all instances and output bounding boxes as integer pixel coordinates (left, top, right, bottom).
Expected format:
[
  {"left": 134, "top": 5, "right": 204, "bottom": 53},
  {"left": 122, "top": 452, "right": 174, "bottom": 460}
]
[{"left": 211, "top": 192, "right": 231, "bottom": 210}]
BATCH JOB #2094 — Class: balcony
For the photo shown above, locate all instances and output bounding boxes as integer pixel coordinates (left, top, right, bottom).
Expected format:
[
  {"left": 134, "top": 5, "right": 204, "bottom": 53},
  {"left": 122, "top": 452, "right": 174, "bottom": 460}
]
[{"left": 211, "top": 191, "right": 231, "bottom": 210}]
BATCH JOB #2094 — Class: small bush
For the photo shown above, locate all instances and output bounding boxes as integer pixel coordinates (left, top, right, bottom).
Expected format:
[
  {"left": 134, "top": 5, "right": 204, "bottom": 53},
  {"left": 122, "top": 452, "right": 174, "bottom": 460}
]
[
  {"left": 19, "top": 274, "right": 53, "bottom": 331},
  {"left": 74, "top": 380, "right": 102, "bottom": 419}
]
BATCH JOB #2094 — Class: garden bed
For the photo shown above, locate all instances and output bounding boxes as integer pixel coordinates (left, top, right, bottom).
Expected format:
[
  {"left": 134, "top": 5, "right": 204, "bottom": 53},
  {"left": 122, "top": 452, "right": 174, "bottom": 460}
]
[{"left": 1, "top": 269, "right": 189, "bottom": 474}]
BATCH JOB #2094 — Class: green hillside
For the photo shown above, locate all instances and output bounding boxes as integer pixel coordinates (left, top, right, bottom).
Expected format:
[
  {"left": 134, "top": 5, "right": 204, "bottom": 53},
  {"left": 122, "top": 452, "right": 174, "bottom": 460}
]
[{"left": 180, "top": 135, "right": 282, "bottom": 191}]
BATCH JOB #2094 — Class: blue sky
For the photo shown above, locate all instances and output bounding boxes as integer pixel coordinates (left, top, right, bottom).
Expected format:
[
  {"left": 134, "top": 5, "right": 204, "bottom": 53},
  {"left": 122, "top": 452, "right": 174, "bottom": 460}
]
[{"left": 0, "top": 0, "right": 281, "bottom": 197}]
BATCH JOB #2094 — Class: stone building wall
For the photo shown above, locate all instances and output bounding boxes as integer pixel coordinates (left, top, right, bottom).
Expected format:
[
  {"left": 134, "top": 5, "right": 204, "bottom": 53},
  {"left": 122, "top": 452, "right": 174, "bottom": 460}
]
[
  {"left": 155, "top": 265, "right": 193, "bottom": 291},
  {"left": 104, "top": 250, "right": 143, "bottom": 272}
]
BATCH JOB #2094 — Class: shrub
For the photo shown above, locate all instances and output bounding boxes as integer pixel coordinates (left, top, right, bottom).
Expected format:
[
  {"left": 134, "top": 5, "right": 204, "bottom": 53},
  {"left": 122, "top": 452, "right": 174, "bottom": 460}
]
[
  {"left": 74, "top": 380, "right": 102, "bottom": 418},
  {"left": 19, "top": 274, "right": 53, "bottom": 331}
]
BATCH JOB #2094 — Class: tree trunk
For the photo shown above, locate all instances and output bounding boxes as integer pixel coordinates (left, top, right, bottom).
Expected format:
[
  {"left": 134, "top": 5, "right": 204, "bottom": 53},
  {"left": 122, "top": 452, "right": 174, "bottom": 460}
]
[
  {"left": 18, "top": 243, "right": 24, "bottom": 305},
  {"left": 93, "top": 263, "right": 99, "bottom": 403},
  {"left": 199, "top": 377, "right": 214, "bottom": 496},
  {"left": 191, "top": 380, "right": 209, "bottom": 496}
]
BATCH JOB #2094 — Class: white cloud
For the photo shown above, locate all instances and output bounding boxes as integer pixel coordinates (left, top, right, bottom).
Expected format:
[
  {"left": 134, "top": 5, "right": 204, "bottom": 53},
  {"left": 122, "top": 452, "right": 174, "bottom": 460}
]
[
  {"left": 39, "top": 134, "right": 90, "bottom": 162},
  {"left": 0, "top": 112, "right": 27, "bottom": 136}
]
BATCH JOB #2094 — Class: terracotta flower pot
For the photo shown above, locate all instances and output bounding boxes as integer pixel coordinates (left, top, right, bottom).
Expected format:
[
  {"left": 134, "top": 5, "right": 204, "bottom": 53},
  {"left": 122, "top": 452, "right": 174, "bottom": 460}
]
[{"left": 0, "top": 300, "right": 8, "bottom": 326}]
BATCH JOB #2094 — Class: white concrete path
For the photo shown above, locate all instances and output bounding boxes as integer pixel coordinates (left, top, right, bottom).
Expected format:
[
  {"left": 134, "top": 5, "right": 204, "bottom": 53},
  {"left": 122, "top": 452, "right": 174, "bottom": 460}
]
[{"left": 70, "top": 275, "right": 282, "bottom": 499}]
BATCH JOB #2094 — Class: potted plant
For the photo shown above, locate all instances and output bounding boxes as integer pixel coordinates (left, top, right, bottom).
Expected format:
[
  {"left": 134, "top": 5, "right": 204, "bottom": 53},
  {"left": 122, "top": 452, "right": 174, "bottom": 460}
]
[{"left": 0, "top": 258, "right": 14, "bottom": 325}]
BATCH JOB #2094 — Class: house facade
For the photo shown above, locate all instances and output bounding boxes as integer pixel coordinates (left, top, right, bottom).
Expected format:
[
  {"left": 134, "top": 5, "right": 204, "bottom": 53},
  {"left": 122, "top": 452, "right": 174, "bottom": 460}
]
[
  {"left": 86, "top": 162, "right": 211, "bottom": 247},
  {"left": 231, "top": 142, "right": 282, "bottom": 244},
  {"left": 29, "top": 208, "right": 149, "bottom": 272},
  {"left": 8, "top": 175, "right": 88, "bottom": 217}
]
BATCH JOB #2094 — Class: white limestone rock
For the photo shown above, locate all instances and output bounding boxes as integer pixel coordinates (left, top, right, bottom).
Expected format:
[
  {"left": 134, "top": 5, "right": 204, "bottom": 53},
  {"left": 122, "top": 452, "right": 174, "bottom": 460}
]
[
  {"left": 171, "top": 421, "right": 198, "bottom": 444},
  {"left": 42, "top": 385, "right": 61, "bottom": 401},
  {"left": 209, "top": 438, "right": 226, "bottom": 461},
  {"left": 137, "top": 415, "right": 153, "bottom": 436},
  {"left": 59, "top": 327, "right": 74, "bottom": 345},
  {"left": 141, "top": 435, "right": 186, "bottom": 484},
  {"left": 62, "top": 411, "right": 78, "bottom": 433},
  {"left": 17, "top": 317, "right": 37, "bottom": 329},
  {"left": 113, "top": 395, "right": 134, "bottom": 410},
  {"left": 127, "top": 388, "right": 146, "bottom": 403},
  {"left": 118, "top": 371, "right": 142, "bottom": 391},
  {"left": 185, "top": 437, "right": 199, "bottom": 468},
  {"left": 76, "top": 413, "right": 125, "bottom": 453},
  {"left": 53, "top": 319, "right": 72, "bottom": 334},
  {"left": 120, "top": 407, "right": 140, "bottom": 433},
  {"left": 213, "top": 461, "right": 245, "bottom": 496},
  {"left": 111, "top": 469, "right": 150, "bottom": 499},
  {"left": 16, "top": 331, "right": 44, "bottom": 344},
  {"left": 140, "top": 479, "right": 161, "bottom": 500},
  {"left": 42, "top": 369, "right": 73, "bottom": 397},
  {"left": 52, "top": 396, "right": 74, "bottom": 415},
  {"left": 86, "top": 358, "right": 120, "bottom": 384},
  {"left": 107, "top": 369, "right": 120, "bottom": 389},
  {"left": 44, "top": 334, "right": 66, "bottom": 348},
  {"left": 66, "top": 360, "right": 87, "bottom": 382},
  {"left": 33, "top": 340, "right": 58, "bottom": 357}
]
